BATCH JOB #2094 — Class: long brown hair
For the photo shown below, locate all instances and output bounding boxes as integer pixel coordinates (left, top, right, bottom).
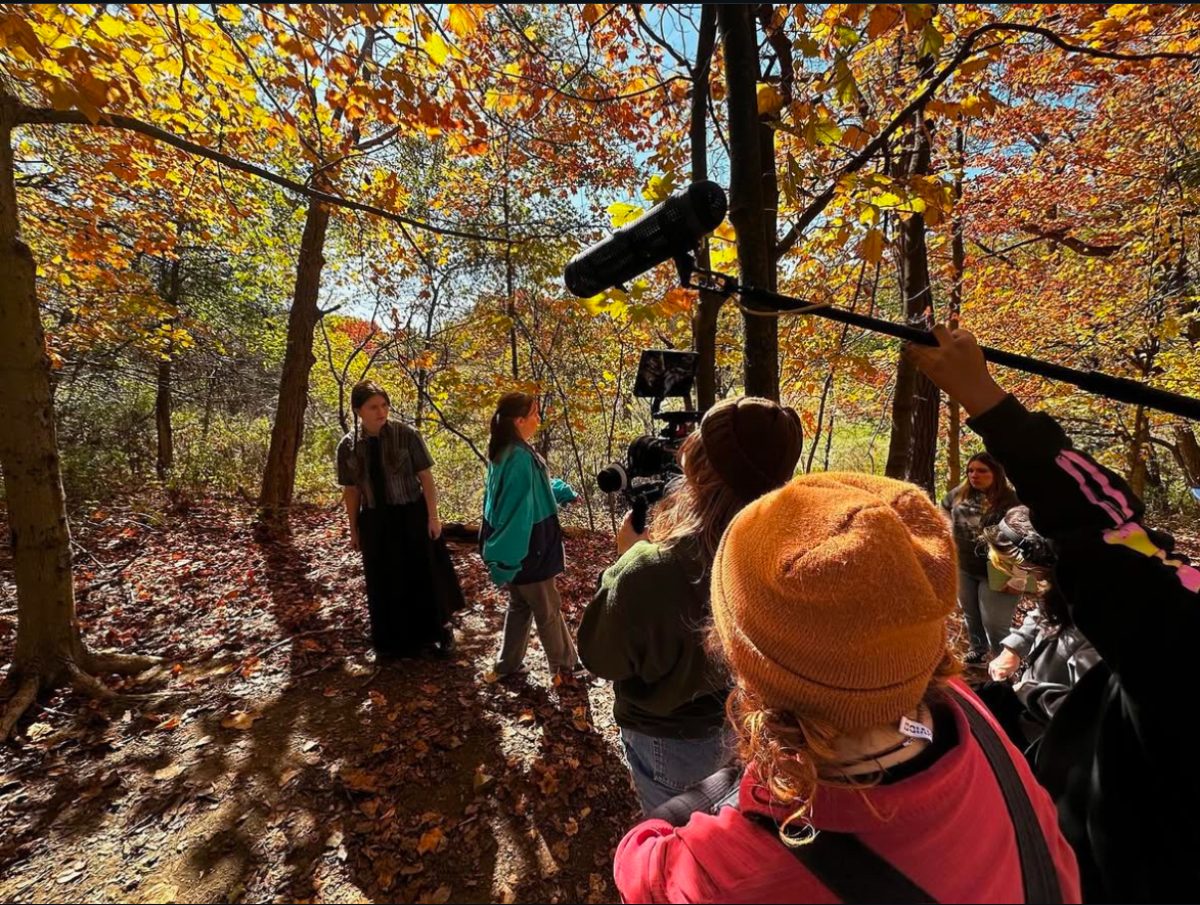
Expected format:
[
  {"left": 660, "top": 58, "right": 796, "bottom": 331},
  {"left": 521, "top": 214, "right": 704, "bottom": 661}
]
[
  {"left": 350, "top": 379, "right": 390, "bottom": 441},
  {"left": 952, "top": 452, "right": 1011, "bottom": 511},
  {"left": 648, "top": 432, "right": 748, "bottom": 573},
  {"left": 488, "top": 392, "right": 536, "bottom": 463}
]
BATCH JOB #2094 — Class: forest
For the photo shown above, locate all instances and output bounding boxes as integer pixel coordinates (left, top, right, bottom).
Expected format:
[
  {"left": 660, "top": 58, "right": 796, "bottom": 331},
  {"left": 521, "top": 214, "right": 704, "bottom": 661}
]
[{"left": 1, "top": 4, "right": 1198, "bottom": 904}]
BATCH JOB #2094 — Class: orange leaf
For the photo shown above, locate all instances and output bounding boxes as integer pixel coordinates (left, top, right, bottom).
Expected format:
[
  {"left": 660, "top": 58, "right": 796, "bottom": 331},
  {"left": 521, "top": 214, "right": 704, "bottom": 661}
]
[{"left": 417, "top": 827, "right": 444, "bottom": 855}]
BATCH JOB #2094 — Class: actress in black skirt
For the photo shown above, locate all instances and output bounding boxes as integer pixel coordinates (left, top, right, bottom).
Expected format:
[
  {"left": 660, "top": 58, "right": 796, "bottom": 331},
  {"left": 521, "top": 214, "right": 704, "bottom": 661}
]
[{"left": 337, "top": 380, "right": 466, "bottom": 658}]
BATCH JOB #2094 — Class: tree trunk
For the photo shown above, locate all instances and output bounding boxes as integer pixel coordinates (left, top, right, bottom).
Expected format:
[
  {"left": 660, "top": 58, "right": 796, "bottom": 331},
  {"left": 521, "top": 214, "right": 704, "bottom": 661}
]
[
  {"left": 259, "top": 196, "right": 332, "bottom": 529},
  {"left": 885, "top": 115, "right": 939, "bottom": 493},
  {"left": 1128, "top": 403, "right": 1150, "bottom": 498},
  {"left": 947, "top": 125, "right": 965, "bottom": 491},
  {"left": 0, "top": 99, "right": 82, "bottom": 694},
  {"left": 1175, "top": 423, "right": 1200, "bottom": 487},
  {"left": 719, "top": 4, "right": 778, "bottom": 400},
  {"left": 155, "top": 350, "right": 173, "bottom": 481},
  {"left": 690, "top": 5, "right": 722, "bottom": 412},
  {"left": 503, "top": 177, "right": 519, "bottom": 380}
]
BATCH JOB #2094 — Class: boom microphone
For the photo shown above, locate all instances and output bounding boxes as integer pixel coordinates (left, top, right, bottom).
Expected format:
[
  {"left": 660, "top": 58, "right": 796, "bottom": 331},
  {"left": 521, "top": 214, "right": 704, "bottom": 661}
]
[{"left": 564, "top": 180, "right": 728, "bottom": 298}]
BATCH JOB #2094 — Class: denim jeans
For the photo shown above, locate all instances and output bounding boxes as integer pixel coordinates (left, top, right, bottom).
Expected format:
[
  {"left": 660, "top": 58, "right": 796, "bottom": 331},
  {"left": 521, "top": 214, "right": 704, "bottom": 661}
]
[
  {"left": 958, "top": 568, "right": 1019, "bottom": 654},
  {"left": 620, "top": 727, "right": 731, "bottom": 814}
]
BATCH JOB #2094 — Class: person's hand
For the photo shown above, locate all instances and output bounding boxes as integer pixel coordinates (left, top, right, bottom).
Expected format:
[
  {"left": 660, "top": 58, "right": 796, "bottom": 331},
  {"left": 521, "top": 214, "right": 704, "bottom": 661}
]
[
  {"left": 428, "top": 515, "right": 443, "bottom": 540},
  {"left": 616, "top": 510, "right": 649, "bottom": 556},
  {"left": 988, "top": 648, "right": 1021, "bottom": 682},
  {"left": 350, "top": 527, "right": 361, "bottom": 552},
  {"left": 905, "top": 325, "right": 1008, "bottom": 417}
]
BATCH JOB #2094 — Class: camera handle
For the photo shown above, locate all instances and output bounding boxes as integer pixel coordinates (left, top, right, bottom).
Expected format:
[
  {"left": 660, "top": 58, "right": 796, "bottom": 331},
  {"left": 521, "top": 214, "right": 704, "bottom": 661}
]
[
  {"left": 630, "top": 495, "right": 651, "bottom": 536},
  {"left": 673, "top": 253, "right": 1200, "bottom": 422}
]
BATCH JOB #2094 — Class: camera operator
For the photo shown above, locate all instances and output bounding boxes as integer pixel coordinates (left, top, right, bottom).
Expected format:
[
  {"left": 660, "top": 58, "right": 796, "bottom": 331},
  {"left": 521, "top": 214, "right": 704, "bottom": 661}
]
[{"left": 579, "top": 397, "right": 803, "bottom": 813}]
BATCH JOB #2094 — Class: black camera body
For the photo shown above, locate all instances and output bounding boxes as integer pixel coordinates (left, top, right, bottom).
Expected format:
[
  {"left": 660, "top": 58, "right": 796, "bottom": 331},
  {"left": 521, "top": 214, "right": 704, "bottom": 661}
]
[{"left": 597, "top": 350, "right": 701, "bottom": 534}]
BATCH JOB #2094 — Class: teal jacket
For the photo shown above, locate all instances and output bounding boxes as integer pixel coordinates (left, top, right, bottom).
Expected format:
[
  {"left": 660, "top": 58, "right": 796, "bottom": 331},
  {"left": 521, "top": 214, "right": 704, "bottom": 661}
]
[{"left": 479, "top": 443, "right": 576, "bottom": 586}]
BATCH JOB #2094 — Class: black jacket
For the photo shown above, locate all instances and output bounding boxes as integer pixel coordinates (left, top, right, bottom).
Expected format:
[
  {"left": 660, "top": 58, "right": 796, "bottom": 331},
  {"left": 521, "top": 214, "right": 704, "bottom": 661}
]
[
  {"left": 971, "top": 394, "right": 1200, "bottom": 903},
  {"left": 1001, "top": 608, "right": 1099, "bottom": 733}
]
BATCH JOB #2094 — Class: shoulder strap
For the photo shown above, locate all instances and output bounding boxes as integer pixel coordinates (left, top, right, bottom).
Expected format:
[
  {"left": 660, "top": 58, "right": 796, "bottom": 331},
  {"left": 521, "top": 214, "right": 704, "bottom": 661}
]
[
  {"left": 946, "top": 685, "right": 1064, "bottom": 905},
  {"left": 647, "top": 766, "right": 741, "bottom": 828},
  {"left": 744, "top": 812, "right": 938, "bottom": 904}
]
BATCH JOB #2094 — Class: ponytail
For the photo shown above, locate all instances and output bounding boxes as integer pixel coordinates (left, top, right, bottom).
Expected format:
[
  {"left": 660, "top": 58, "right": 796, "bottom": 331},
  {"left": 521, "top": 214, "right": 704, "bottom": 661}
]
[{"left": 488, "top": 392, "right": 536, "bottom": 463}]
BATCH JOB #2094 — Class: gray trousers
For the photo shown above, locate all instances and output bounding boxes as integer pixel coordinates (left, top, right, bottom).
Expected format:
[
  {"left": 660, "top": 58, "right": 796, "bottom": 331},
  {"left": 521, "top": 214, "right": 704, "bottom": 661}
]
[{"left": 496, "top": 577, "right": 579, "bottom": 674}]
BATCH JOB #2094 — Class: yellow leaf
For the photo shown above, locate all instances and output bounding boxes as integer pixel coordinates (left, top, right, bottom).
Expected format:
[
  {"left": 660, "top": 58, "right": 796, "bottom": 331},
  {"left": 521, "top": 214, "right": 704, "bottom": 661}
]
[
  {"left": 95, "top": 14, "right": 125, "bottom": 38},
  {"left": 641, "top": 173, "right": 677, "bottom": 204},
  {"left": 757, "top": 83, "right": 783, "bottom": 116},
  {"left": 447, "top": 5, "right": 478, "bottom": 38},
  {"left": 424, "top": 31, "right": 450, "bottom": 65},
  {"left": 860, "top": 228, "right": 885, "bottom": 264},
  {"left": 216, "top": 4, "right": 244, "bottom": 24},
  {"left": 607, "top": 201, "right": 644, "bottom": 228}
]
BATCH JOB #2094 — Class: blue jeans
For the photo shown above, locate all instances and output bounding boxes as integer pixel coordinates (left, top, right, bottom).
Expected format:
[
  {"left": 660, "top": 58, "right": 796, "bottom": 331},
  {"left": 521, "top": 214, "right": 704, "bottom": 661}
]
[
  {"left": 958, "top": 568, "right": 1018, "bottom": 654},
  {"left": 620, "top": 727, "right": 731, "bottom": 814}
]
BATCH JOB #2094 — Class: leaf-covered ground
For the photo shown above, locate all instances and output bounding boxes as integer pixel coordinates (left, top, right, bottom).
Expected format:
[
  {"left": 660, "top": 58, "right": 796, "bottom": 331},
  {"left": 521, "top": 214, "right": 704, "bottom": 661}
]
[
  {"left": 2, "top": 500, "right": 1197, "bottom": 904},
  {"left": 0, "top": 502, "right": 639, "bottom": 904}
]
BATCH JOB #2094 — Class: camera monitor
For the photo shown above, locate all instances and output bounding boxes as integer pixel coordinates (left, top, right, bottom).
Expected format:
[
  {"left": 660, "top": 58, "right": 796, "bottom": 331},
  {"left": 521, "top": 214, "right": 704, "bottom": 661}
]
[{"left": 633, "top": 349, "right": 699, "bottom": 400}]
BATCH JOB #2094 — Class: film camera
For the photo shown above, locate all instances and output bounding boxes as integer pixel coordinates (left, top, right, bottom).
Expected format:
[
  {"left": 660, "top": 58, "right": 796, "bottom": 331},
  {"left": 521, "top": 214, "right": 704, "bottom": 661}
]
[{"left": 596, "top": 350, "right": 701, "bottom": 534}]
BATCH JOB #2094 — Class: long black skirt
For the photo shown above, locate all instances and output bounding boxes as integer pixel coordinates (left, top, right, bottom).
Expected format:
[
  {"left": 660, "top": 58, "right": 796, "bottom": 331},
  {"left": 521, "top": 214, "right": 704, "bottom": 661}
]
[{"left": 358, "top": 497, "right": 466, "bottom": 656}]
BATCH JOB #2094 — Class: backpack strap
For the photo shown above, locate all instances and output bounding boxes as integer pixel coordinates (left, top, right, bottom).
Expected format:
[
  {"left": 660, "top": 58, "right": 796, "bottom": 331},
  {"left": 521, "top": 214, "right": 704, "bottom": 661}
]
[{"left": 946, "top": 685, "right": 1064, "bottom": 905}]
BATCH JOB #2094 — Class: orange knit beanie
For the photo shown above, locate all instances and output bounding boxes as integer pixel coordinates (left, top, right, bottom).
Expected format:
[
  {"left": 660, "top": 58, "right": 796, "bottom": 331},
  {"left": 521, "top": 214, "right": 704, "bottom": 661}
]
[{"left": 712, "top": 472, "right": 957, "bottom": 731}]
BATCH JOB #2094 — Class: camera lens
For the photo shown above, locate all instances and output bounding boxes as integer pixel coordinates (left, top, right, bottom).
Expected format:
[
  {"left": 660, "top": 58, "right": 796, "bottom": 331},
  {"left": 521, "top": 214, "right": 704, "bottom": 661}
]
[{"left": 596, "top": 463, "right": 628, "bottom": 494}]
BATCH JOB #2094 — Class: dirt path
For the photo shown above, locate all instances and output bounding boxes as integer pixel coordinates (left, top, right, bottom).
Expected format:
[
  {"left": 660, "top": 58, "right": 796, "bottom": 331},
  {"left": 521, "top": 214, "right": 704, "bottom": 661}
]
[{"left": 0, "top": 503, "right": 639, "bottom": 904}]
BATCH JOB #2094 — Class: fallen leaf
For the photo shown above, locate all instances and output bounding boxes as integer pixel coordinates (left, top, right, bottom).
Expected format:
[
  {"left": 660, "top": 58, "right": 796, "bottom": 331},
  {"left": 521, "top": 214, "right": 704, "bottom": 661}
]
[
  {"left": 26, "top": 722, "right": 52, "bottom": 741},
  {"left": 572, "top": 705, "right": 591, "bottom": 732},
  {"left": 155, "top": 715, "right": 180, "bottom": 732},
  {"left": 418, "top": 886, "right": 452, "bottom": 904},
  {"left": 473, "top": 766, "right": 494, "bottom": 793},
  {"left": 56, "top": 860, "right": 86, "bottom": 884},
  {"left": 417, "top": 827, "right": 444, "bottom": 855},
  {"left": 220, "top": 711, "right": 260, "bottom": 731},
  {"left": 141, "top": 882, "right": 178, "bottom": 903},
  {"left": 564, "top": 817, "right": 579, "bottom": 837},
  {"left": 153, "top": 764, "right": 185, "bottom": 782},
  {"left": 341, "top": 768, "right": 378, "bottom": 792}
]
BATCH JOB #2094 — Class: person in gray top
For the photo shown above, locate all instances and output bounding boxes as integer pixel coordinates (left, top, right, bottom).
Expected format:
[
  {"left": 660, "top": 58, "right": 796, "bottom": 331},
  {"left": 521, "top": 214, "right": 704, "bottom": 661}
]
[{"left": 336, "top": 380, "right": 464, "bottom": 659}]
